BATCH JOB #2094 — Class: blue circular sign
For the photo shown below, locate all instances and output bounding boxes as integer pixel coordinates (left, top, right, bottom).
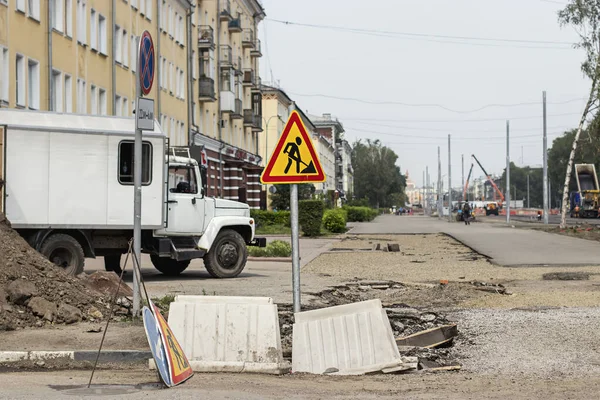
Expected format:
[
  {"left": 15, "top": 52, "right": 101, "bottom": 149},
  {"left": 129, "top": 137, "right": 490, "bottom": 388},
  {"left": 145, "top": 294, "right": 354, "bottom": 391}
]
[{"left": 139, "top": 31, "right": 155, "bottom": 96}]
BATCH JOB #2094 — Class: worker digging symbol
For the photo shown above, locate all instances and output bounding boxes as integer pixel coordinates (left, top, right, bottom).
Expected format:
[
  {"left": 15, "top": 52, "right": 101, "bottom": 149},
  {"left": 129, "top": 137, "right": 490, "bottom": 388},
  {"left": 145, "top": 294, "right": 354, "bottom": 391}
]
[
  {"left": 166, "top": 332, "right": 189, "bottom": 371},
  {"left": 284, "top": 137, "right": 317, "bottom": 174}
]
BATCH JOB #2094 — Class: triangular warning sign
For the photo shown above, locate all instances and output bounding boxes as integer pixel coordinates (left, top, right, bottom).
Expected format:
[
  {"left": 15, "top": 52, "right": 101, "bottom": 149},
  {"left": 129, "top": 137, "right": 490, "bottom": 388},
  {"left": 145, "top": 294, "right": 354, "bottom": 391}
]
[{"left": 261, "top": 111, "right": 326, "bottom": 184}]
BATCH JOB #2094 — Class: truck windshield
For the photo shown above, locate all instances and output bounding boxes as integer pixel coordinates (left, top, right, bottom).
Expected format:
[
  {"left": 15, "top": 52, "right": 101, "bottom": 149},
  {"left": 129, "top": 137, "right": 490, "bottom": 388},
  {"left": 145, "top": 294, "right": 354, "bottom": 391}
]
[{"left": 169, "top": 166, "right": 198, "bottom": 194}]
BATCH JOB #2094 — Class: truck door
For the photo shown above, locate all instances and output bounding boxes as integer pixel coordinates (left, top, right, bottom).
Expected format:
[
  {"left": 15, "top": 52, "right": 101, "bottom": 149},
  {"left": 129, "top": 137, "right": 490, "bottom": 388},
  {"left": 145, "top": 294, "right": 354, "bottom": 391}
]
[{"left": 165, "top": 165, "right": 205, "bottom": 235}]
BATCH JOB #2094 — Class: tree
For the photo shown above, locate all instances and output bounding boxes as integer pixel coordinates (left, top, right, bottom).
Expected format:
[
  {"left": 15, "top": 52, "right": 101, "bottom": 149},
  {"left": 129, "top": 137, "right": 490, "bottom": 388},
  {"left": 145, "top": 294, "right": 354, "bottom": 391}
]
[
  {"left": 351, "top": 139, "right": 406, "bottom": 208},
  {"left": 500, "top": 163, "right": 544, "bottom": 208},
  {"left": 269, "top": 184, "right": 315, "bottom": 211},
  {"left": 557, "top": 1, "right": 600, "bottom": 227}
]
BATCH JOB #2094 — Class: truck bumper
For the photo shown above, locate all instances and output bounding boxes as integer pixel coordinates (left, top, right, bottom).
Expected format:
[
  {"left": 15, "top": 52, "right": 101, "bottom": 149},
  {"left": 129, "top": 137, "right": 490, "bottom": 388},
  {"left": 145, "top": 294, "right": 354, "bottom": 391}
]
[{"left": 248, "top": 237, "right": 267, "bottom": 247}]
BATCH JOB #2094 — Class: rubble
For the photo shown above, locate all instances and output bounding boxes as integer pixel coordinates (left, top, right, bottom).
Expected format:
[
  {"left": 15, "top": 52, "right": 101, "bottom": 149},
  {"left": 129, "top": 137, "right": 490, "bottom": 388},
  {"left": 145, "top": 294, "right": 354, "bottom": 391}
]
[{"left": 0, "top": 213, "right": 133, "bottom": 330}]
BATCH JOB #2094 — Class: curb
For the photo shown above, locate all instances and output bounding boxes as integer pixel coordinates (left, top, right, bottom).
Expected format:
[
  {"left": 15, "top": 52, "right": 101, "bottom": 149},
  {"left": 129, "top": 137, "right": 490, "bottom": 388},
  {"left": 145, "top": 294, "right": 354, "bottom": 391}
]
[
  {"left": 0, "top": 350, "right": 152, "bottom": 363},
  {"left": 248, "top": 256, "right": 292, "bottom": 263}
]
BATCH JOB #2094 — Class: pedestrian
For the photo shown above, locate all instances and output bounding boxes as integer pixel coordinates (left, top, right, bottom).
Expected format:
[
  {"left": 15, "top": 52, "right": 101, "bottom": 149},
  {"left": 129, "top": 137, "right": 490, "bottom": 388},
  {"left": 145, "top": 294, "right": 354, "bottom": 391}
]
[{"left": 462, "top": 202, "right": 471, "bottom": 225}]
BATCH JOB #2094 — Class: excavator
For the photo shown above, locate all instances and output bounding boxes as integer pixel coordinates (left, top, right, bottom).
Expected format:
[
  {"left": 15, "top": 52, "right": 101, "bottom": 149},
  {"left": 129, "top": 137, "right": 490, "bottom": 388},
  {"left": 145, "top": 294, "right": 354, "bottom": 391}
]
[{"left": 463, "top": 155, "right": 505, "bottom": 216}]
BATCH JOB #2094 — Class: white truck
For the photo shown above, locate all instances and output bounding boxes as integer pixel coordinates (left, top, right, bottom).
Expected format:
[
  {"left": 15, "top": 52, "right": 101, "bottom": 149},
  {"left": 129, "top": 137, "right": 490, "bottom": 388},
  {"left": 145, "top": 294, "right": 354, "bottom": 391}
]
[{"left": 0, "top": 109, "right": 265, "bottom": 277}]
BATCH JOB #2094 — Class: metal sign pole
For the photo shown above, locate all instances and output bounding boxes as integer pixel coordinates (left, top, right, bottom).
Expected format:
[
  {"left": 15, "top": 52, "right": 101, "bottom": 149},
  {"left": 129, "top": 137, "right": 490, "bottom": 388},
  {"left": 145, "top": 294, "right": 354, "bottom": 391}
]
[
  {"left": 132, "top": 35, "right": 142, "bottom": 317},
  {"left": 290, "top": 184, "right": 300, "bottom": 313}
]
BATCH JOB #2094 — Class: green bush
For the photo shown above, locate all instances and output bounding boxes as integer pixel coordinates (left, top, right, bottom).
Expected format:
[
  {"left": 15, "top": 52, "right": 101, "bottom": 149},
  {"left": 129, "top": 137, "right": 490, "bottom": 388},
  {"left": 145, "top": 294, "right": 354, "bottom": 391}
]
[
  {"left": 250, "top": 210, "right": 291, "bottom": 228},
  {"left": 344, "top": 206, "right": 379, "bottom": 222},
  {"left": 299, "top": 200, "right": 325, "bottom": 237},
  {"left": 323, "top": 209, "right": 347, "bottom": 233},
  {"left": 248, "top": 240, "right": 292, "bottom": 257}
]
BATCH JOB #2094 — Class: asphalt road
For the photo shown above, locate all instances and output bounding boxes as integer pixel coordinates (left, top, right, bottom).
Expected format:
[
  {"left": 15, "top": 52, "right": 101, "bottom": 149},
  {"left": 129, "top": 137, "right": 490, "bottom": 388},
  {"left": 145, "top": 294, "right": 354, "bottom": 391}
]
[
  {"left": 349, "top": 215, "right": 600, "bottom": 266},
  {"left": 509, "top": 214, "right": 600, "bottom": 225}
]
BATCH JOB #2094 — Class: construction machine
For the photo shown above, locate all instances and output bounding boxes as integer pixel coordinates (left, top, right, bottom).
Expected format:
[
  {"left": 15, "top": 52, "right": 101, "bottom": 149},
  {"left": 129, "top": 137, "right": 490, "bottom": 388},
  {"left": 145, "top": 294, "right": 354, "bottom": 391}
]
[
  {"left": 471, "top": 155, "right": 504, "bottom": 216},
  {"left": 573, "top": 164, "right": 600, "bottom": 218}
]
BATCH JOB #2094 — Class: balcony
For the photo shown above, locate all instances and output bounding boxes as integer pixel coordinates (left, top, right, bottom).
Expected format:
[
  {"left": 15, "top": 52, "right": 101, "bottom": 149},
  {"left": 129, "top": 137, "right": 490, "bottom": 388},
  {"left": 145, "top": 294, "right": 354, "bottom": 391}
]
[
  {"left": 242, "top": 29, "right": 254, "bottom": 48},
  {"left": 220, "top": 90, "right": 235, "bottom": 113},
  {"left": 198, "top": 76, "right": 216, "bottom": 102},
  {"left": 228, "top": 18, "right": 242, "bottom": 33},
  {"left": 232, "top": 99, "right": 243, "bottom": 119},
  {"left": 243, "top": 69, "right": 255, "bottom": 86},
  {"left": 251, "top": 39, "right": 262, "bottom": 57},
  {"left": 220, "top": 0, "right": 232, "bottom": 21},
  {"left": 198, "top": 26, "right": 215, "bottom": 50},
  {"left": 244, "top": 109, "right": 263, "bottom": 132},
  {"left": 234, "top": 56, "right": 243, "bottom": 75},
  {"left": 251, "top": 76, "right": 262, "bottom": 92},
  {"left": 219, "top": 45, "right": 233, "bottom": 67}
]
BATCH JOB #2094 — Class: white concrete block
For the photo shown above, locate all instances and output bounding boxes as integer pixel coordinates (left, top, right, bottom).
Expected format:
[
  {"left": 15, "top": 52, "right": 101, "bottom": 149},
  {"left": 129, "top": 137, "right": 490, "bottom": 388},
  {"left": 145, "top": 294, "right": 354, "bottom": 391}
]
[
  {"left": 0, "top": 351, "right": 29, "bottom": 362},
  {"left": 292, "top": 299, "right": 402, "bottom": 375},
  {"left": 168, "top": 296, "right": 289, "bottom": 374},
  {"left": 174, "top": 295, "right": 273, "bottom": 305}
]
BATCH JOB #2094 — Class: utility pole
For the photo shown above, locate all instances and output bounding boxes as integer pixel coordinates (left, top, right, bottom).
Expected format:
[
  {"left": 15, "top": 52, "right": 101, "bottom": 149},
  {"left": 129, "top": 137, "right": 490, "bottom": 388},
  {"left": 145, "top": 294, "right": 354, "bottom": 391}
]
[
  {"left": 422, "top": 171, "right": 426, "bottom": 211},
  {"left": 527, "top": 173, "right": 530, "bottom": 209},
  {"left": 506, "top": 120, "right": 511, "bottom": 223},
  {"left": 543, "top": 91, "right": 549, "bottom": 224},
  {"left": 426, "top": 166, "right": 430, "bottom": 216},
  {"left": 438, "top": 146, "right": 442, "bottom": 219},
  {"left": 448, "top": 134, "right": 452, "bottom": 222},
  {"left": 461, "top": 154, "right": 465, "bottom": 201}
]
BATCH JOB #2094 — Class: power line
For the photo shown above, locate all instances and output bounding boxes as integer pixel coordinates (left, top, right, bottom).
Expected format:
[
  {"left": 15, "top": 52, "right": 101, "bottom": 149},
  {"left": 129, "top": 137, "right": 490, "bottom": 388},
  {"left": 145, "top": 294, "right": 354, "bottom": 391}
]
[
  {"left": 339, "top": 111, "right": 582, "bottom": 124},
  {"left": 347, "top": 120, "right": 572, "bottom": 134},
  {"left": 288, "top": 92, "right": 586, "bottom": 114},
  {"left": 267, "top": 18, "right": 575, "bottom": 49}
]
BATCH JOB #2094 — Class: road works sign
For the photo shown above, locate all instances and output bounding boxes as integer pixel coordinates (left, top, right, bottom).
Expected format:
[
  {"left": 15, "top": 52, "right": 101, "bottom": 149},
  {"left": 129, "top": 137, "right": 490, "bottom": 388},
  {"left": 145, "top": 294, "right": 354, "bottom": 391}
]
[
  {"left": 151, "top": 302, "right": 194, "bottom": 386},
  {"left": 261, "top": 111, "right": 325, "bottom": 184},
  {"left": 142, "top": 306, "right": 172, "bottom": 387}
]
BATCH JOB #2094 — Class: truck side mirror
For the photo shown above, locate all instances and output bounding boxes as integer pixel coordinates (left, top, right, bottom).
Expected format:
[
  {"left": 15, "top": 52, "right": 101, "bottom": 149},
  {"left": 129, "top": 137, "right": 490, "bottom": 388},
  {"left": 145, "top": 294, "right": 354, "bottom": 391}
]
[{"left": 200, "top": 187, "right": 205, "bottom": 198}]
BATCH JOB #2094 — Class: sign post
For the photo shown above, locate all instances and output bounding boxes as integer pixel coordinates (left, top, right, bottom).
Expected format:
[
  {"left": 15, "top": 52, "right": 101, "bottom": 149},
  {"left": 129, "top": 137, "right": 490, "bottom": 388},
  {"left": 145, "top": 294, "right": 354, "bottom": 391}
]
[
  {"left": 133, "top": 31, "right": 155, "bottom": 316},
  {"left": 261, "top": 111, "right": 325, "bottom": 313}
]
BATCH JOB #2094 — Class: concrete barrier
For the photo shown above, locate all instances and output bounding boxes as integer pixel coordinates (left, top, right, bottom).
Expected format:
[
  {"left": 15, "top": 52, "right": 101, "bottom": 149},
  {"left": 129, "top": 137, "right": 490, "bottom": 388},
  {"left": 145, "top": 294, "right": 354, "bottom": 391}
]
[
  {"left": 292, "top": 299, "right": 403, "bottom": 375},
  {"left": 168, "top": 296, "right": 289, "bottom": 375}
]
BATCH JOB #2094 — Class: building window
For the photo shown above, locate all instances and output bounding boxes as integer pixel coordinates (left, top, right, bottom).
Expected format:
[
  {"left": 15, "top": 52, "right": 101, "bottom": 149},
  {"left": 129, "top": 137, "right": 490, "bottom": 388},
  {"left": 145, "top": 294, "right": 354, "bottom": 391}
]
[
  {"left": 76, "top": 78, "right": 86, "bottom": 113},
  {"left": 167, "top": 5, "right": 172, "bottom": 36},
  {"left": 52, "top": 0, "right": 65, "bottom": 32},
  {"left": 51, "top": 69, "right": 63, "bottom": 112},
  {"left": 64, "top": 74, "right": 72, "bottom": 112},
  {"left": 131, "top": 35, "right": 136, "bottom": 72},
  {"left": 90, "top": 9, "right": 97, "bottom": 50},
  {"left": 174, "top": 12, "right": 179, "bottom": 42},
  {"left": 220, "top": 69, "right": 233, "bottom": 92},
  {"left": 99, "top": 88, "right": 106, "bottom": 115},
  {"left": 161, "top": 57, "right": 167, "bottom": 88},
  {"left": 131, "top": 100, "right": 135, "bottom": 116},
  {"left": 27, "top": 59, "right": 40, "bottom": 110},
  {"left": 169, "top": 62, "right": 174, "bottom": 93},
  {"left": 90, "top": 84, "right": 97, "bottom": 114},
  {"left": 160, "top": 1, "right": 166, "bottom": 30},
  {"left": 175, "top": 66, "right": 179, "bottom": 97},
  {"left": 115, "top": 94, "right": 122, "bottom": 116},
  {"left": 76, "top": 0, "right": 87, "bottom": 45},
  {"left": 122, "top": 29, "right": 128, "bottom": 67},
  {"left": 178, "top": 15, "right": 183, "bottom": 44},
  {"left": 131, "top": 0, "right": 137, "bottom": 9},
  {"left": 98, "top": 14, "right": 107, "bottom": 54},
  {"left": 0, "top": 47, "right": 8, "bottom": 103},
  {"left": 16, "top": 0, "right": 25, "bottom": 12},
  {"left": 115, "top": 25, "right": 122, "bottom": 63},
  {"left": 179, "top": 69, "right": 184, "bottom": 100},
  {"left": 200, "top": 50, "right": 215, "bottom": 79},
  {"left": 28, "top": 0, "right": 40, "bottom": 20},
  {"left": 145, "top": 0, "right": 151, "bottom": 19},
  {"left": 122, "top": 97, "right": 128, "bottom": 116},
  {"left": 192, "top": 51, "right": 198, "bottom": 79},
  {"left": 118, "top": 141, "right": 152, "bottom": 185},
  {"left": 65, "top": 0, "right": 73, "bottom": 36},
  {"left": 170, "top": 118, "right": 175, "bottom": 142}
]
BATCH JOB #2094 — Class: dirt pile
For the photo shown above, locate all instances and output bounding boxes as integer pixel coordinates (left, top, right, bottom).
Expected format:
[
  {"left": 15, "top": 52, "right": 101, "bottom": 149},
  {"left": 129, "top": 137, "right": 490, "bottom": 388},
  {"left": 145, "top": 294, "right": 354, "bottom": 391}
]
[{"left": 0, "top": 213, "right": 122, "bottom": 331}]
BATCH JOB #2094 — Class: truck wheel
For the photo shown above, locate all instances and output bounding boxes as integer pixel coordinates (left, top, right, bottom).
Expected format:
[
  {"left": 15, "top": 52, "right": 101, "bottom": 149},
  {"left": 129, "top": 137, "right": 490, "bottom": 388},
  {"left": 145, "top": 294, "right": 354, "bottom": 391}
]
[
  {"left": 104, "top": 255, "right": 123, "bottom": 275},
  {"left": 40, "top": 234, "right": 85, "bottom": 276},
  {"left": 150, "top": 255, "right": 190, "bottom": 276},
  {"left": 203, "top": 229, "right": 248, "bottom": 279}
]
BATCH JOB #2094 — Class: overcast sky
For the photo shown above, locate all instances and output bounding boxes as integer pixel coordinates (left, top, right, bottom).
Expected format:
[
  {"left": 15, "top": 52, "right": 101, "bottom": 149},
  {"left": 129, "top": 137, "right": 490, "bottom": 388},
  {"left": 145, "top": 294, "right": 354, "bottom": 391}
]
[{"left": 258, "top": 0, "right": 588, "bottom": 188}]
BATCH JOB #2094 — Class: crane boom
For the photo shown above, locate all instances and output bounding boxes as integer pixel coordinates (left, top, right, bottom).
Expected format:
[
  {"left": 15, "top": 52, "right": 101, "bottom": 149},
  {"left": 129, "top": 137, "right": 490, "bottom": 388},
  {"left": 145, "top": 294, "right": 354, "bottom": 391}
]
[
  {"left": 463, "top": 162, "right": 474, "bottom": 201},
  {"left": 471, "top": 154, "right": 506, "bottom": 203}
]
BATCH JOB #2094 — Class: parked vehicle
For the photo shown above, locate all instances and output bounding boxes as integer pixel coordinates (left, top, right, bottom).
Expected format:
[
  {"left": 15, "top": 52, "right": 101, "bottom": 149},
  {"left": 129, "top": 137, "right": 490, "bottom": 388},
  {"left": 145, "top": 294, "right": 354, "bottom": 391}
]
[
  {"left": 0, "top": 109, "right": 265, "bottom": 277},
  {"left": 572, "top": 164, "right": 600, "bottom": 218}
]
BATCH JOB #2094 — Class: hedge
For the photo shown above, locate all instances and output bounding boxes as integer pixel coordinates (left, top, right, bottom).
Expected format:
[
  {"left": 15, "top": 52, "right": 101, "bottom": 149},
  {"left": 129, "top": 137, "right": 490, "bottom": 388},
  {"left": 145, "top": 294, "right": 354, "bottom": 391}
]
[
  {"left": 299, "top": 200, "right": 325, "bottom": 237},
  {"left": 344, "top": 206, "right": 379, "bottom": 222},
  {"left": 323, "top": 209, "right": 347, "bottom": 233},
  {"left": 250, "top": 210, "right": 291, "bottom": 228},
  {"left": 248, "top": 240, "right": 292, "bottom": 257}
]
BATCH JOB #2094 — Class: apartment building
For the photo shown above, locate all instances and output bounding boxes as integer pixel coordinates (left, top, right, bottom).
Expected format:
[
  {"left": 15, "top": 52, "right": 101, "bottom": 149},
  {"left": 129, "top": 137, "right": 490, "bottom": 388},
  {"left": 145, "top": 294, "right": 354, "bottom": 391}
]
[
  {"left": 190, "top": 0, "right": 265, "bottom": 208},
  {"left": 311, "top": 113, "right": 354, "bottom": 199}
]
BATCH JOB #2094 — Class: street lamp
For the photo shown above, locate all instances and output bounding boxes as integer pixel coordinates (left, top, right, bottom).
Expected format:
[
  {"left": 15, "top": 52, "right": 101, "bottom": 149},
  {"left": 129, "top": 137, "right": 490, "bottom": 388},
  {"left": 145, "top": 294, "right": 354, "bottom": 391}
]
[{"left": 263, "top": 115, "right": 284, "bottom": 165}]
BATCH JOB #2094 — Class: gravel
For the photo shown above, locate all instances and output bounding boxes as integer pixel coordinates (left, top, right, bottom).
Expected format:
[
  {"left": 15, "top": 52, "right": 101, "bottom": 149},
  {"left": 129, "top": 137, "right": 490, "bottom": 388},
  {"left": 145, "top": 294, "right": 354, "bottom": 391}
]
[{"left": 450, "top": 307, "right": 600, "bottom": 378}]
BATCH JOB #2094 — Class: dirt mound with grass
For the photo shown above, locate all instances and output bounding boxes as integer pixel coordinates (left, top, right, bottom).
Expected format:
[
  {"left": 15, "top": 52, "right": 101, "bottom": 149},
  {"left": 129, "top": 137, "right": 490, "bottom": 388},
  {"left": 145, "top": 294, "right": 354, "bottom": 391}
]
[{"left": 0, "top": 213, "right": 119, "bottom": 331}]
